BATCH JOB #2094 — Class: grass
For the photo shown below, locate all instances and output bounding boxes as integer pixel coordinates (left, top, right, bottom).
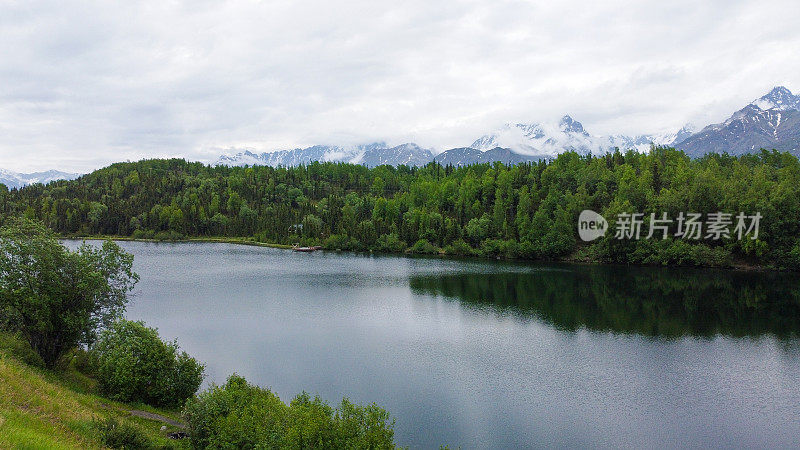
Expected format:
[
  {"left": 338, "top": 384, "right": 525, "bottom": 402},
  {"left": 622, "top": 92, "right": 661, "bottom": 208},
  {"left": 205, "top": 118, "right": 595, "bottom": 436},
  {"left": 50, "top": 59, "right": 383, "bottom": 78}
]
[{"left": 0, "top": 332, "right": 186, "bottom": 449}]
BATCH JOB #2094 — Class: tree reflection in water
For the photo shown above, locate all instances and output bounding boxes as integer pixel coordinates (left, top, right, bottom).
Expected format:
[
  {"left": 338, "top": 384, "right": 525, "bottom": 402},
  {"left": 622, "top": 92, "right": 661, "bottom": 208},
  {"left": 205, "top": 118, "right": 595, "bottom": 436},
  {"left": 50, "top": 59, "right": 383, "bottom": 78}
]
[{"left": 409, "top": 264, "right": 800, "bottom": 338}]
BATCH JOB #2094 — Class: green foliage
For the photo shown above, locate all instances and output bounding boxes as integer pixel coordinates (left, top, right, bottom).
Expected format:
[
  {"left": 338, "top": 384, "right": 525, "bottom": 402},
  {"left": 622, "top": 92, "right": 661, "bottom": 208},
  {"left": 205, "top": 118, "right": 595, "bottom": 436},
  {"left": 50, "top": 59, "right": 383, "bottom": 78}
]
[
  {"left": 0, "top": 332, "right": 45, "bottom": 368},
  {"left": 5, "top": 148, "right": 800, "bottom": 268},
  {"left": 183, "top": 374, "right": 396, "bottom": 449},
  {"left": 409, "top": 239, "right": 439, "bottom": 254},
  {"left": 0, "top": 336, "right": 183, "bottom": 449},
  {"left": 480, "top": 239, "right": 519, "bottom": 259},
  {"left": 324, "top": 233, "right": 357, "bottom": 251},
  {"left": 0, "top": 218, "right": 138, "bottom": 367},
  {"left": 94, "top": 417, "right": 152, "bottom": 449},
  {"left": 92, "top": 320, "right": 205, "bottom": 407},
  {"left": 443, "top": 239, "right": 476, "bottom": 256},
  {"left": 376, "top": 232, "right": 406, "bottom": 253}
]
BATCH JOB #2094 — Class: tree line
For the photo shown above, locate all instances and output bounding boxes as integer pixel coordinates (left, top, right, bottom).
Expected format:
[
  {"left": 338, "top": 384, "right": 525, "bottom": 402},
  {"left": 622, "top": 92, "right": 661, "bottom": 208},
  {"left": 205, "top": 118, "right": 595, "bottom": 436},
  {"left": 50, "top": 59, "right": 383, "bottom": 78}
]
[{"left": 2, "top": 147, "right": 799, "bottom": 269}]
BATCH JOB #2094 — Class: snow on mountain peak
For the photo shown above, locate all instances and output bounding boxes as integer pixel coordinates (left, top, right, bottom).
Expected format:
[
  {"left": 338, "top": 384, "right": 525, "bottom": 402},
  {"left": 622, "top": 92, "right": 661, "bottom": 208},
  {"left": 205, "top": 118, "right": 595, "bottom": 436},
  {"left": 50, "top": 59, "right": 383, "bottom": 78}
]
[
  {"left": 215, "top": 142, "right": 434, "bottom": 168},
  {"left": 469, "top": 116, "right": 690, "bottom": 157},
  {"left": 558, "top": 115, "right": 587, "bottom": 134},
  {"left": 0, "top": 169, "right": 80, "bottom": 189},
  {"left": 751, "top": 86, "right": 799, "bottom": 111}
]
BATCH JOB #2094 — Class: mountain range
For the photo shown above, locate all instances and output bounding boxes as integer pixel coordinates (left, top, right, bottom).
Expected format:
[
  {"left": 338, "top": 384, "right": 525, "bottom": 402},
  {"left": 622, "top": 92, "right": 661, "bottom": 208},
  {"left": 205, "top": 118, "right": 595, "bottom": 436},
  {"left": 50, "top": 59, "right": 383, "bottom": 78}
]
[
  {"left": 214, "top": 117, "right": 696, "bottom": 168},
  {"left": 216, "top": 86, "right": 800, "bottom": 168},
  {"left": 0, "top": 169, "right": 80, "bottom": 189},
  {"left": 3, "top": 86, "right": 798, "bottom": 186}
]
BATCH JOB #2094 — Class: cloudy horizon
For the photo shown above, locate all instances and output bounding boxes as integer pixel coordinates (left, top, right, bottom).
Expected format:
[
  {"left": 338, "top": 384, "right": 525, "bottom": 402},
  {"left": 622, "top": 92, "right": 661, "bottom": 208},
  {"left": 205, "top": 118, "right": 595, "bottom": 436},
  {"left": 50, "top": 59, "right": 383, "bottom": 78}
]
[{"left": 1, "top": 0, "right": 799, "bottom": 173}]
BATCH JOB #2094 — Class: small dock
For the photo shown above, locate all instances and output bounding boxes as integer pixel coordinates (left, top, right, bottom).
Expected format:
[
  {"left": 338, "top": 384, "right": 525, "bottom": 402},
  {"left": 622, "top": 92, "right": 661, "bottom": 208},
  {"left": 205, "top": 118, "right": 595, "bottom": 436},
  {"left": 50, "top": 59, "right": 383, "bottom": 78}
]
[{"left": 292, "top": 244, "right": 322, "bottom": 252}]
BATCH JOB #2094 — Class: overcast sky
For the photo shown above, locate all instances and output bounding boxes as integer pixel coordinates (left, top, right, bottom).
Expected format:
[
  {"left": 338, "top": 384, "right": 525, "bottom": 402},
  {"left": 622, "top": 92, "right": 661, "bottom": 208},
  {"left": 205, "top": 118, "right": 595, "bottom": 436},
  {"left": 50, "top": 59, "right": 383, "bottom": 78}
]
[{"left": 1, "top": 0, "right": 798, "bottom": 173}]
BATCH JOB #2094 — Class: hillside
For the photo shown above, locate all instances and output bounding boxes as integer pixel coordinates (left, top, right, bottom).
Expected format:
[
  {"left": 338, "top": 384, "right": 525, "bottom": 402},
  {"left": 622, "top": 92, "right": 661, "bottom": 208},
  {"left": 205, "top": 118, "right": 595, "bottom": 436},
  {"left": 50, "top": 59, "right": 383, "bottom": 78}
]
[
  {"left": 3, "top": 148, "right": 800, "bottom": 270},
  {"left": 0, "top": 333, "right": 184, "bottom": 449}
]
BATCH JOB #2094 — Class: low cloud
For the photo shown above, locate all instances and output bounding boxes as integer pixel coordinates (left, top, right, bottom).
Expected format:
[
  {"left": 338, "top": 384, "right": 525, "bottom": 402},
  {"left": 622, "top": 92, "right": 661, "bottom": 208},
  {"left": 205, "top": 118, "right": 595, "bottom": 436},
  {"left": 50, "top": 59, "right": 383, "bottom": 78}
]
[{"left": 1, "top": 0, "right": 798, "bottom": 172}]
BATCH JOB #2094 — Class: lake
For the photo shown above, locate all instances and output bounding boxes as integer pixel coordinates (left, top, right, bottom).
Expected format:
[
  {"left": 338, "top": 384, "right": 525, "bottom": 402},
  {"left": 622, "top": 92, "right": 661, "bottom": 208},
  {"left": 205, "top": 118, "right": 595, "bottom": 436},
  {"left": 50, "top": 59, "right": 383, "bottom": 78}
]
[{"left": 70, "top": 241, "right": 800, "bottom": 448}]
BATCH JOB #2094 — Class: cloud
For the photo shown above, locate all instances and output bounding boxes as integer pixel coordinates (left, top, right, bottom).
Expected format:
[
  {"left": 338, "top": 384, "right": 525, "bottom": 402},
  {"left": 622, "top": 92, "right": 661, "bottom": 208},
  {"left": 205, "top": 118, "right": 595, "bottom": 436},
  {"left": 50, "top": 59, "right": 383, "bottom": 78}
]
[{"left": 0, "top": 0, "right": 798, "bottom": 172}]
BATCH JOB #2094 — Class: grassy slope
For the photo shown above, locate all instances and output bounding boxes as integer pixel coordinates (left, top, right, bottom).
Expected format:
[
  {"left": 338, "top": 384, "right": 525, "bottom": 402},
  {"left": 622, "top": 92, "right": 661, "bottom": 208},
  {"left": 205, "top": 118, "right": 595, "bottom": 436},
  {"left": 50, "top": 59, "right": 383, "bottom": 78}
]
[{"left": 0, "top": 333, "right": 185, "bottom": 449}]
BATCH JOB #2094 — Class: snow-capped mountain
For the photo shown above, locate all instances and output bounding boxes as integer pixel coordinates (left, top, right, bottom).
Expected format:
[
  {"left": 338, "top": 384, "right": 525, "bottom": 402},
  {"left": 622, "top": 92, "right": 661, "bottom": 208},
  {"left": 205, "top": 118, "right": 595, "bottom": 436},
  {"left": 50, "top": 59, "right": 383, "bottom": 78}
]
[
  {"left": 217, "top": 142, "right": 434, "bottom": 168},
  {"left": 0, "top": 169, "right": 80, "bottom": 189},
  {"left": 469, "top": 115, "right": 693, "bottom": 157},
  {"left": 216, "top": 143, "right": 387, "bottom": 167},
  {"left": 214, "top": 86, "right": 799, "bottom": 167},
  {"left": 751, "top": 86, "right": 800, "bottom": 111},
  {"left": 432, "top": 147, "right": 483, "bottom": 166},
  {"left": 216, "top": 117, "right": 695, "bottom": 169},
  {"left": 677, "top": 86, "right": 800, "bottom": 157},
  {"left": 354, "top": 143, "right": 433, "bottom": 167},
  {"left": 433, "top": 147, "right": 547, "bottom": 167}
]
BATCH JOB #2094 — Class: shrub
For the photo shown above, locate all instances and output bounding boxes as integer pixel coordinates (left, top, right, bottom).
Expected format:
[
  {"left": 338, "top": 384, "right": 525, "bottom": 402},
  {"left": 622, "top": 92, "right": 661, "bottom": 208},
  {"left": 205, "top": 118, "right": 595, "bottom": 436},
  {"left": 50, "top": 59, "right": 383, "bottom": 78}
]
[
  {"left": 131, "top": 228, "right": 155, "bottom": 240},
  {"left": 375, "top": 232, "right": 407, "bottom": 253},
  {"left": 443, "top": 239, "right": 475, "bottom": 256},
  {"left": 324, "top": 233, "right": 357, "bottom": 251},
  {"left": 408, "top": 239, "right": 439, "bottom": 255},
  {"left": 94, "top": 417, "right": 151, "bottom": 449},
  {"left": 70, "top": 347, "right": 98, "bottom": 376},
  {"left": 92, "top": 320, "right": 204, "bottom": 407},
  {"left": 184, "top": 375, "right": 396, "bottom": 449},
  {"left": 154, "top": 230, "right": 185, "bottom": 241},
  {"left": 480, "top": 239, "right": 519, "bottom": 259},
  {"left": 0, "top": 332, "right": 45, "bottom": 367}
]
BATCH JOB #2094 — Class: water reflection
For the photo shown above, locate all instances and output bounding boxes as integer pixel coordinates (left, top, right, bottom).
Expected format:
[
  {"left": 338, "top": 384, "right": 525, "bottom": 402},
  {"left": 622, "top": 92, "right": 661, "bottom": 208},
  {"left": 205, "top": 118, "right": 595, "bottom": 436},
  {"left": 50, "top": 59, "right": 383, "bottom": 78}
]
[{"left": 410, "top": 264, "right": 800, "bottom": 338}]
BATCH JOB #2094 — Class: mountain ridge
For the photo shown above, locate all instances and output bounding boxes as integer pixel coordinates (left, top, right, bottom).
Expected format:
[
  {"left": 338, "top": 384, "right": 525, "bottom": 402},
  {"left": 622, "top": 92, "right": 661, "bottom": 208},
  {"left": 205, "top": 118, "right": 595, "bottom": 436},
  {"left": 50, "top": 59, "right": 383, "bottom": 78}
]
[
  {"left": 676, "top": 86, "right": 800, "bottom": 157},
  {"left": 215, "top": 86, "right": 797, "bottom": 167},
  {"left": 0, "top": 169, "right": 80, "bottom": 189}
]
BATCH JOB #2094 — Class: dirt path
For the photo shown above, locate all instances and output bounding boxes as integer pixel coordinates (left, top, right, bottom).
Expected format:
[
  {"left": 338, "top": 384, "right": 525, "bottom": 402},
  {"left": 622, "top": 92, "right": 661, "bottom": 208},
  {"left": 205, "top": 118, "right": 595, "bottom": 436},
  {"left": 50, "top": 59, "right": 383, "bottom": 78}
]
[
  {"left": 126, "top": 409, "right": 187, "bottom": 429},
  {"left": 98, "top": 402, "right": 187, "bottom": 429}
]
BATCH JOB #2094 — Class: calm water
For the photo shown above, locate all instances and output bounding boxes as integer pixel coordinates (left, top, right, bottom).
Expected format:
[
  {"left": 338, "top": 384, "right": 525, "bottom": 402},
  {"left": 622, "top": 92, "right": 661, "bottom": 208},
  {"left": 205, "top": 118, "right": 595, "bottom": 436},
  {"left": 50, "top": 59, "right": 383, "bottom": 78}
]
[{"left": 71, "top": 241, "right": 800, "bottom": 448}]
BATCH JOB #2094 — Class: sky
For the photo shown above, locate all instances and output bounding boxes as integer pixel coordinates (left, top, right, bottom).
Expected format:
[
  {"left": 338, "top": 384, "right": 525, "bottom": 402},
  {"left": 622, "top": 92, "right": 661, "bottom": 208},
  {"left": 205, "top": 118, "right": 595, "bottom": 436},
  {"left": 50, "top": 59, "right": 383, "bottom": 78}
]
[{"left": 1, "top": 0, "right": 799, "bottom": 173}]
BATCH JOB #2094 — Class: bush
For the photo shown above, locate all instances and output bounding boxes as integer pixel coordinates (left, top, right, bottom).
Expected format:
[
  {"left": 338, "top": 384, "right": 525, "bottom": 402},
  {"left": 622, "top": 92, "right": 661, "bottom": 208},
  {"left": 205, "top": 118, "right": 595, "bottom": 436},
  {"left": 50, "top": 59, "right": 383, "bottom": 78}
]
[
  {"left": 323, "top": 233, "right": 357, "bottom": 251},
  {"left": 0, "top": 332, "right": 45, "bottom": 367},
  {"left": 375, "top": 233, "right": 407, "bottom": 253},
  {"left": 71, "top": 347, "right": 99, "bottom": 376},
  {"left": 480, "top": 239, "right": 519, "bottom": 259},
  {"left": 443, "top": 239, "right": 475, "bottom": 256},
  {"left": 131, "top": 228, "right": 155, "bottom": 240},
  {"left": 408, "top": 239, "right": 439, "bottom": 255},
  {"left": 94, "top": 417, "right": 151, "bottom": 449},
  {"left": 154, "top": 230, "right": 185, "bottom": 241},
  {"left": 92, "top": 320, "right": 204, "bottom": 407},
  {"left": 184, "top": 375, "right": 396, "bottom": 449}
]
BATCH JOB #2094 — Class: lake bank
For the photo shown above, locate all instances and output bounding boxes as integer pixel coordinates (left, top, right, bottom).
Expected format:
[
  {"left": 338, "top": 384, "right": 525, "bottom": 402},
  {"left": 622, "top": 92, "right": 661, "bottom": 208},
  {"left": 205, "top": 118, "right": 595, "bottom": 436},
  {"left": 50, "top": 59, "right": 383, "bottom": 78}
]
[{"left": 63, "top": 234, "right": 784, "bottom": 273}]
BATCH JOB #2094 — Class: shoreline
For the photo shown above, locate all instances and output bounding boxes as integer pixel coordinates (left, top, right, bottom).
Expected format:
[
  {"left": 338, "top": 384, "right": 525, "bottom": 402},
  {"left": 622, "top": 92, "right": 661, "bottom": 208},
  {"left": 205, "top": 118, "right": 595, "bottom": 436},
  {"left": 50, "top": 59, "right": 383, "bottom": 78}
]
[
  {"left": 63, "top": 235, "right": 294, "bottom": 249},
  {"left": 61, "top": 235, "right": 782, "bottom": 273}
]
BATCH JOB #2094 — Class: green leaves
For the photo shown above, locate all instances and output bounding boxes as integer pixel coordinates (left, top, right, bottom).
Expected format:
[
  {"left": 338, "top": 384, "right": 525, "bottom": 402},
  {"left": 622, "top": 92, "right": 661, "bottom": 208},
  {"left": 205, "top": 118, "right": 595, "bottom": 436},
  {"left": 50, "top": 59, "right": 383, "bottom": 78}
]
[
  {"left": 92, "top": 320, "right": 204, "bottom": 407},
  {"left": 183, "top": 375, "right": 396, "bottom": 449},
  {"left": 5, "top": 149, "right": 800, "bottom": 268},
  {"left": 0, "top": 218, "right": 138, "bottom": 367}
]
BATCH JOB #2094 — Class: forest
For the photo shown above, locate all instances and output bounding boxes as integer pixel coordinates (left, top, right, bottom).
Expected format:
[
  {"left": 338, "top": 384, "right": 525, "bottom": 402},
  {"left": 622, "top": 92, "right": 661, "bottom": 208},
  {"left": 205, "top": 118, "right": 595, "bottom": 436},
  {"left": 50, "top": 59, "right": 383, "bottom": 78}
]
[{"left": 2, "top": 147, "right": 799, "bottom": 269}]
